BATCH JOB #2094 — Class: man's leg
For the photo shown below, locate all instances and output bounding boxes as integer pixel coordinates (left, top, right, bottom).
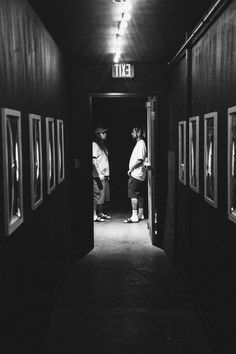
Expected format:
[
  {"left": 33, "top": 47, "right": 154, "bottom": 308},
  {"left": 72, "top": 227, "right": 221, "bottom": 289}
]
[
  {"left": 97, "top": 180, "right": 111, "bottom": 219},
  {"left": 98, "top": 203, "right": 111, "bottom": 219},
  {"left": 93, "top": 179, "right": 104, "bottom": 221},
  {"left": 97, "top": 203, "right": 103, "bottom": 216},
  {"left": 138, "top": 196, "right": 145, "bottom": 220},
  {"left": 97, "top": 179, "right": 105, "bottom": 219},
  {"left": 94, "top": 203, "right": 97, "bottom": 221},
  {"left": 93, "top": 179, "right": 99, "bottom": 220},
  {"left": 131, "top": 197, "right": 139, "bottom": 222},
  {"left": 124, "top": 177, "right": 140, "bottom": 223}
]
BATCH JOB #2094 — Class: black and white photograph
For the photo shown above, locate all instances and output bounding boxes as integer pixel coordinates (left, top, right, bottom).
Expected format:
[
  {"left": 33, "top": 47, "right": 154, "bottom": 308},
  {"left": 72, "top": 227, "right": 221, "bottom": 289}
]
[
  {"left": 29, "top": 113, "right": 43, "bottom": 210},
  {"left": 0, "top": 1, "right": 235, "bottom": 353}
]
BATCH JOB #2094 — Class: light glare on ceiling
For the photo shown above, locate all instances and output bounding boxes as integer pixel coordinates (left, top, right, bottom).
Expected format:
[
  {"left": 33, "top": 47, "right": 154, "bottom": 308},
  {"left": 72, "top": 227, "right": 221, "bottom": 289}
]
[{"left": 112, "top": 0, "right": 133, "bottom": 63}]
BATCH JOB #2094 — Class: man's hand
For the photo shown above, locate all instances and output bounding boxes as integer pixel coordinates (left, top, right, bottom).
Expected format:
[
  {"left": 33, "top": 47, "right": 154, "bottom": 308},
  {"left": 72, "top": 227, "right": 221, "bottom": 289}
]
[
  {"left": 128, "top": 160, "right": 143, "bottom": 177},
  {"left": 95, "top": 177, "right": 103, "bottom": 190}
]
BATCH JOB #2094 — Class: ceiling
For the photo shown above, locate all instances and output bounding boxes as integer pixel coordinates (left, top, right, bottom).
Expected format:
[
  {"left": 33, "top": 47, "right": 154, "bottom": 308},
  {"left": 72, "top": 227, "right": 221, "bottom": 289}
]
[{"left": 27, "top": 0, "right": 215, "bottom": 67}]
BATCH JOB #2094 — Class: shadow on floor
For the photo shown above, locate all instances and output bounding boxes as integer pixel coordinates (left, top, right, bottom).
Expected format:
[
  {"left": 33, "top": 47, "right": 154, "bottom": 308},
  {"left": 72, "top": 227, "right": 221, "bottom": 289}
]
[{"left": 38, "top": 209, "right": 212, "bottom": 354}]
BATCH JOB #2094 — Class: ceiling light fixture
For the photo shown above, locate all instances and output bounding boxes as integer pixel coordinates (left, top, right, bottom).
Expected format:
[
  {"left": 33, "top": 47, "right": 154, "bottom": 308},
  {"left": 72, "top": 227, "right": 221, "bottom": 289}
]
[
  {"left": 123, "top": 12, "right": 131, "bottom": 21},
  {"left": 113, "top": 0, "right": 133, "bottom": 63}
]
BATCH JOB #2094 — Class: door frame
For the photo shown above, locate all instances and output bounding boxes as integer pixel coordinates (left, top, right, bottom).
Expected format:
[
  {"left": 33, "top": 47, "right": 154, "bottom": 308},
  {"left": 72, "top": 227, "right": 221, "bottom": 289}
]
[{"left": 89, "top": 92, "right": 158, "bottom": 246}]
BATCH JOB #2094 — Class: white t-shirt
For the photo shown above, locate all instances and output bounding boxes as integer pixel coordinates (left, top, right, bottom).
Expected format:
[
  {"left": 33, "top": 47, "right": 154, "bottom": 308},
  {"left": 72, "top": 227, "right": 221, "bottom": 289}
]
[
  {"left": 129, "top": 139, "right": 147, "bottom": 181},
  {"left": 92, "top": 142, "right": 110, "bottom": 180}
]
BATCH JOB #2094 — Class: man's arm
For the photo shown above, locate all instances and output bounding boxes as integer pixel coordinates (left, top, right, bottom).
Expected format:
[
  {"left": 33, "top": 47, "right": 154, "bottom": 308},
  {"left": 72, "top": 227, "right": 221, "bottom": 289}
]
[
  {"left": 93, "top": 157, "right": 99, "bottom": 177},
  {"left": 128, "top": 159, "right": 143, "bottom": 176}
]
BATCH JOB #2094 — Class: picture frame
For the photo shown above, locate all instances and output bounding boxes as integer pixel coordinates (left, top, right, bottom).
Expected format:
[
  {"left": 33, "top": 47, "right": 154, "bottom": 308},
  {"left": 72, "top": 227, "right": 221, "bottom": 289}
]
[
  {"left": 189, "top": 116, "right": 199, "bottom": 193},
  {"left": 1, "top": 108, "right": 24, "bottom": 236},
  {"left": 178, "top": 121, "right": 187, "bottom": 185},
  {"left": 29, "top": 114, "right": 43, "bottom": 210},
  {"left": 57, "top": 119, "right": 65, "bottom": 184},
  {"left": 204, "top": 112, "right": 218, "bottom": 207},
  {"left": 227, "top": 106, "right": 236, "bottom": 222},
  {"left": 46, "top": 117, "right": 56, "bottom": 194}
]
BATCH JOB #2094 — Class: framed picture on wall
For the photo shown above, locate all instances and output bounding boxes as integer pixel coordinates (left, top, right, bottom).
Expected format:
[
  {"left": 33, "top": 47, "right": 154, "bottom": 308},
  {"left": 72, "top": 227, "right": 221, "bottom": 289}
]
[
  {"left": 46, "top": 117, "right": 56, "bottom": 194},
  {"left": 204, "top": 112, "right": 218, "bottom": 207},
  {"left": 227, "top": 106, "right": 236, "bottom": 223},
  {"left": 29, "top": 114, "right": 43, "bottom": 210},
  {"left": 178, "top": 121, "right": 186, "bottom": 184},
  {"left": 1, "top": 108, "right": 24, "bottom": 236},
  {"left": 57, "top": 119, "right": 65, "bottom": 184},
  {"left": 189, "top": 116, "right": 199, "bottom": 193}
]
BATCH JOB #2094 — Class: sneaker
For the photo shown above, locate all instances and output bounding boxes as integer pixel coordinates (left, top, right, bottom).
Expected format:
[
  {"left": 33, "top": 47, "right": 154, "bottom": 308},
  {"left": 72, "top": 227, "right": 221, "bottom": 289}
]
[
  {"left": 99, "top": 213, "right": 111, "bottom": 220},
  {"left": 94, "top": 216, "right": 105, "bottom": 222},
  {"left": 123, "top": 217, "right": 139, "bottom": 223}
]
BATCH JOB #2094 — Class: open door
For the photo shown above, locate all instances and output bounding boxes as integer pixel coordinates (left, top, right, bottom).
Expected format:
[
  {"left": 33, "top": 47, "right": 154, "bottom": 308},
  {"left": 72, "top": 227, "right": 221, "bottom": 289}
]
[{"left": 146, "top": 97, "right": 157, "bottom": 244}]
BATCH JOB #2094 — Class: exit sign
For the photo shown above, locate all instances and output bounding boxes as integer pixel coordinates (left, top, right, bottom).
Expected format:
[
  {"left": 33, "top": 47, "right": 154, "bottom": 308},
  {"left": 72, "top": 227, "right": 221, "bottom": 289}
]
[{"left": 112, "top": 63, "right": 134, "bottom": 78}]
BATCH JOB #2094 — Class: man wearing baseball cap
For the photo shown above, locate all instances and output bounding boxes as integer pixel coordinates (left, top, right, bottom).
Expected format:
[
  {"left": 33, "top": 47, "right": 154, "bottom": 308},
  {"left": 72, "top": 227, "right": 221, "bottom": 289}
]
[
  {"left": 93, "top": 127, "right": 111, "bottom": 222},
  {"left": 94, "top": 127, "right": 108, "bottom": 135}
]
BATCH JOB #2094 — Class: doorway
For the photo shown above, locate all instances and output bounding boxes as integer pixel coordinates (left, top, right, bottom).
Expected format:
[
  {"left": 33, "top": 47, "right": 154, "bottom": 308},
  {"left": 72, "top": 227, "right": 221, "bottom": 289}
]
[{"left": 90, "top": 93, "right": 156, "bottom": 244}]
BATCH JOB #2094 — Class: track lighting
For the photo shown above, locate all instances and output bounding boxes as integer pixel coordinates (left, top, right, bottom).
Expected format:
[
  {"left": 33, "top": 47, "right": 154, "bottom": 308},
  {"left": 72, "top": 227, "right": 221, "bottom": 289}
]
[
  {"left": 123, "top": 12, "right": 131, "bottom": 21},
  {"left": 112, "top": 0, "right": 133, "bottom": 63}
]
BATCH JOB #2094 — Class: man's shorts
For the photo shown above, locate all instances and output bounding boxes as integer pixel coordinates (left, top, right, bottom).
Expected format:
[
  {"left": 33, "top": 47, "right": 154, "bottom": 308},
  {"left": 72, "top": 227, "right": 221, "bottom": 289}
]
[
  {"left": 93, "top": 179, "right": 101, "bottom": 205},
  {"left": 128, "top": 176, "right": 145, "bottom": 199},
  {"left": 97, "top": 179, "right": 110, "bottom": 204}
]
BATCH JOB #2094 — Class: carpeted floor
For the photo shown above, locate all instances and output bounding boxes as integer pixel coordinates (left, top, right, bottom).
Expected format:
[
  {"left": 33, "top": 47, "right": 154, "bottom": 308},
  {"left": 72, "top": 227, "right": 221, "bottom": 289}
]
[{"left": 38, "top": 209, "right": 212, "bottom": 354}]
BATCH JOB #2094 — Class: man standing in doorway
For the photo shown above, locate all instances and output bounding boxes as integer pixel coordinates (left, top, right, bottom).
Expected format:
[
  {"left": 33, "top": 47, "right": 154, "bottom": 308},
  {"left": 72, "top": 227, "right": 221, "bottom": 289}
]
[
  {"left": 124, "top": 126, "right": 147, "bottom": 223},
  {"left": 93, "top": 127, "right": 111, "bottom": 221}
]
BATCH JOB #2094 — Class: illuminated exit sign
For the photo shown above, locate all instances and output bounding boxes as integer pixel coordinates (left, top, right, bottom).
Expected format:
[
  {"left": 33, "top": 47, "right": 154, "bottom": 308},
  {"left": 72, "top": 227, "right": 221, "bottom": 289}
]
[{"left": 112, "top": 63, "right": 134, "bottom": 78}]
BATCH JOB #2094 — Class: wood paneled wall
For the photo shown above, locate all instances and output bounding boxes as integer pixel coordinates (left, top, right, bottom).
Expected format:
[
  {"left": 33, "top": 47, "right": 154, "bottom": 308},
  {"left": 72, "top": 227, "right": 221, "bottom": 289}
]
[
  {"left": 0, "top": 1, "right": 71, "bottom": 353},
  {"left": 167, "top": 1, "right": 236, "bottom": 353}
]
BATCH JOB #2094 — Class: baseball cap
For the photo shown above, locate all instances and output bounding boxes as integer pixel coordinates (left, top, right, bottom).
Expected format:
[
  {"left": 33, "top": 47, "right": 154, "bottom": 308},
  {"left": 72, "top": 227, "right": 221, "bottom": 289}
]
[{"left": 94, "top": 127, "right": 108, "bottom": 135}]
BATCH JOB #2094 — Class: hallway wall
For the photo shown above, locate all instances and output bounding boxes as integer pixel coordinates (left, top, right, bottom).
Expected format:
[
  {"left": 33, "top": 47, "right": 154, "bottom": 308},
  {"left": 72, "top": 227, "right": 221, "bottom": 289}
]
[
  {"left": 167, "top": 1, "right": 236, "bottom": 352},
  {"left": 0, "top": 1, "right": 71, "bottom": 352}
]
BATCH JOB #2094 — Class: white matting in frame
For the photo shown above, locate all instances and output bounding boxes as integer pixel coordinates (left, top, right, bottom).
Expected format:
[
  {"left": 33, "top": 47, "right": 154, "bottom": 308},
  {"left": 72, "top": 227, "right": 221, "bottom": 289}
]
[
  {"left": 46, "top": 117, "right": 56, "bottom": 194},
  {"left": 1, "top": 108, "right": 24, "bottom": 236},
  {"left": 57, "top": 119, "right": 65, "bottom": 184},
  {"left": 204, "top": 112, "right": 218, "bottom": 208},
  {"left": 29, "top": 114, "right": 43, "bottom": 210},
  {"left": 227, "top": 106, "right": 236, "bottom": 223},
  {"left": 178, "top": 121, "right": 187, "bottom": 185},
  {"left": 189, "top": 116, "right": 199, "bottom": 193}
]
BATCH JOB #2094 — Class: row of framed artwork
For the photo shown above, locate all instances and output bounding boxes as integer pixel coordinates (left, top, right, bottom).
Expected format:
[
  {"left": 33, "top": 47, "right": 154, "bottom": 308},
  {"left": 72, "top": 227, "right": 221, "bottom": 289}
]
[
  {"left": 1, "top": 108, "right": 65, "bottom": 236},
  {"left": 178, "top": 105, "right": 236, "bottom": 223}
]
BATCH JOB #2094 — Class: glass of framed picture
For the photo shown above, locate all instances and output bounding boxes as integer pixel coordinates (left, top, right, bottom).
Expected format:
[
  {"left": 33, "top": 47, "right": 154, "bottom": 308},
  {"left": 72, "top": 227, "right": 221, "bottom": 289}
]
[
  {"left": 204, "top": 112, "right": 218, "bottom": 207},
  {"left": 29, "top": 114, "right": 43, "bottom": 210},
  {"left": 1, "top": 108, "right": 23, "bottom": 236},
  {"left": 46, "top": 117, "right": 56, "bottom": 194},
  {"left": 57, "top": 120, "right": 65, "bottom": 184},
  {"left": 178, "top": 121, "right": 186, "bottom": 184},
  {"left": 189, "top": 116, "right": 199, "bottom": 193},
  {"left": 227, "top": 106, "right": 236, "bottom": 222}
]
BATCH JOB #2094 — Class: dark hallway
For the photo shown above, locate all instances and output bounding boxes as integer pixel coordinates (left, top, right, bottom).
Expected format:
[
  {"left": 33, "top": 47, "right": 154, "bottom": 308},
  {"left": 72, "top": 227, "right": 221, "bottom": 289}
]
[
  {"left": 38, "top": 210, "right": 211, "bottom": 354},
  {"left": 1, "top": 1, "right": 236, "bottom": 353}
]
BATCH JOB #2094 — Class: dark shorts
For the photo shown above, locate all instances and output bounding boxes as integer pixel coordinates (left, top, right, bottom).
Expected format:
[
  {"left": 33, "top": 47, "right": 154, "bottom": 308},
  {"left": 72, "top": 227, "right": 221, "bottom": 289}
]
[
  {"left": 97, "top": 179, "right": 110, "bottom": 204},
  {"left": 128, "top": 176, "right": 145, "bottom": 199},
  {"left": 93, "top": 179, "right": 101, "bottom": 205}
]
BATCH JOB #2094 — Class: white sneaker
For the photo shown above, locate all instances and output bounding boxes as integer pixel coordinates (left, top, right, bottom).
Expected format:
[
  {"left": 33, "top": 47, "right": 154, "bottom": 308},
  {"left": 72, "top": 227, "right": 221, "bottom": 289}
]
[
  {"left": 94, "top": 216, "right": 105, "bottom": 222},
  {"left": 123, "top": 217, "right": 139, "bottom": 223}
]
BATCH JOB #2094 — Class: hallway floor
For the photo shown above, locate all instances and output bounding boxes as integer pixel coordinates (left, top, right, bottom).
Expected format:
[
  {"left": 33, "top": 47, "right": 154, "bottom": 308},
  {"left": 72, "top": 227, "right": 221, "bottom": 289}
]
[{"left": 38, "top": 210, "right": 212, "bottom": 354}]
